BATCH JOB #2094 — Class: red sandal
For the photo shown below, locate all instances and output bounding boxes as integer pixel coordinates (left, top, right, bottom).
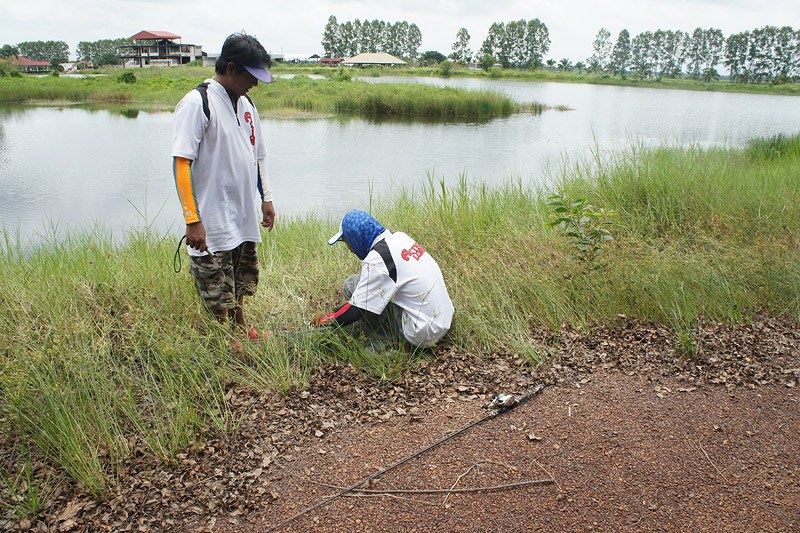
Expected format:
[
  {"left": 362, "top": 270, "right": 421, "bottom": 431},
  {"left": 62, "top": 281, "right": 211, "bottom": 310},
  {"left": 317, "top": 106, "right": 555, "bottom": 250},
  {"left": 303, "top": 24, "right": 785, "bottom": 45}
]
[{"left": 246, "top": 325, "right": 271, "bottom": 341}]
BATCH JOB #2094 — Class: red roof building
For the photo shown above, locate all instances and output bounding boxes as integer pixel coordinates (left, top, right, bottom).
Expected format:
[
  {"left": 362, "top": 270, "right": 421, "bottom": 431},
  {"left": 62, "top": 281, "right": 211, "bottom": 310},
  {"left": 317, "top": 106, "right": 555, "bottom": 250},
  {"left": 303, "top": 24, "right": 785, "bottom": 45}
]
[
  {"left": 129, "top": 31, "right": 181, "bottom": 41},
  {"left": 120, "top": 30, "right": 203, "bottom": 68},
  {"left": 5, "top": 56, "right": 52, "bottom": 73},
  {"left": 320, "top": 57, "right": 344, "bottom": 67}
]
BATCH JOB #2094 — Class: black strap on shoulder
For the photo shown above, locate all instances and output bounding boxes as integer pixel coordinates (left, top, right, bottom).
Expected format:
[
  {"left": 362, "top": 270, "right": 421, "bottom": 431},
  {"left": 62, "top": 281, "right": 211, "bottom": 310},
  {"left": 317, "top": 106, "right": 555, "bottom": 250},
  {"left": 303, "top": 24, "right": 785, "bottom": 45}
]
[
  {"left": 194, "top": 82, "right": 210, "bottom": 121},
  {"left": 372, "top": 239, "right": 397, "bottom": 283},
  {"left": 244, "top": 94, "right": 255, "bottom": 108}
]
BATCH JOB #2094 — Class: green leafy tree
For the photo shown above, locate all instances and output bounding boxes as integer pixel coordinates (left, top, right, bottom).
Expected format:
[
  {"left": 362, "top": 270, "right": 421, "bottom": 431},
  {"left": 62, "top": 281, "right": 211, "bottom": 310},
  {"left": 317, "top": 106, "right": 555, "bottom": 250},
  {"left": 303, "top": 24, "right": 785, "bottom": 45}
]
[
  {"left": 480, "top": 19, "right": 550, "bottom": 69},
  {"left": 352, "top": 19, "right": 364, "bottom": 54},
  {"left": 659, "top": 30, "right": 686, "bottom": 78},
  {"left": 321, "top": 15, "right": 341, "bottom": 57},
  {"left": 573, "top": 61, "right": 586, "bottom": 73},
  {"left": 685, "top": 28, "right": 722, "bottom": 80},
  {"left": 0, "top": 44, "right": 20, "bottom": 58},
  {"left": 387, "top": 21, "right": 408, "bottom": 58},
  {"left": 480, "top": 23, "right": 502, "bottom": 59},
  {"left": 724, "top": 31, "right": 750, "bottom": 82},
  {"left": 609, "top": 29, "right": 631, "bottom": 75},
  {"left": 76, "top": 38, "right": 131, "bottom": 66},
  {"left": 406, "top": 23, "right": 422, "bottom": 60},
  {"left": 522, "top": 18, "right": 550, "bottom": 68},
  {"left": 363, "top": 19, "right": 385, "bottom": 53},
  {"left": 17, "top": 40, "right": 69, "bottom": 64},
  {"left": 339, "top": 21, "right": 356, "bottom": 57},
  {"left": 704, "top": 29, "right": 725, "bottom": 78},
  {"left": 322, "top": 18, "right": 421, "bottom": 59},
  {"left": 770, "top": 26, "right": 797, "bottom": 82},
  {"left": 451, "top": 28, "right": 472, "bottom": 64},
  {"left": 558, "top": 58, "right": 572, "bottom": 71},
  {"left": 630, "top": 31, "right": 655, "bottom": 78},
  {"left": 439, "top": 59, "right": 453, "bottom": 77},
  {"left": 419, "top": 50, "right": 446, "bottom": 66},
  {"left": 478, "top": 53, "right": 495, "bottom": 71},
  {"left": 587, "top": 28, "right": 612, "bottom": 72}
]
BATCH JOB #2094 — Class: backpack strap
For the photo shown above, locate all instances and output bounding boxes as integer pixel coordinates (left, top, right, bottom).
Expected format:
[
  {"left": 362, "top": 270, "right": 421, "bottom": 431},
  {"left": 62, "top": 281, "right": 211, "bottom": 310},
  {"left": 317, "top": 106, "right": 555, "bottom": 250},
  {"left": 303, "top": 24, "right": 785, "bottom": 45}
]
[
  {"left": 194, "top": 82, "right": 211, "bottom": 121},
  {"left": 195, "top": 83, "right": 254, "bottom": 120},
  {"left": 372, "top": 239, "right": 397, "bottom": 283}
]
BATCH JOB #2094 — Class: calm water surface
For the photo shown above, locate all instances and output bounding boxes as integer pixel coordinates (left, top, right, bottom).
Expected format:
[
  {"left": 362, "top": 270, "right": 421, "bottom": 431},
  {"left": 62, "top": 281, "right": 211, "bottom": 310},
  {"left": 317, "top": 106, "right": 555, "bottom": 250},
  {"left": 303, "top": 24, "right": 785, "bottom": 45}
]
[{"left": 1, "top": 77, "right": 798, "bottom": 243}]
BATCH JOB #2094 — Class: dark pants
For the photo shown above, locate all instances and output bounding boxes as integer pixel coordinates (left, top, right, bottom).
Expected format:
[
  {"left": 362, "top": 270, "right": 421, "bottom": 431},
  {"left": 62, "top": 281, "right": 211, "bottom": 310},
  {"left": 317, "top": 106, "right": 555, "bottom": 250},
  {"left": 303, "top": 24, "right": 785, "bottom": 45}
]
[{"left": 343, "top": 274, "right": 405, "bottom": 348}]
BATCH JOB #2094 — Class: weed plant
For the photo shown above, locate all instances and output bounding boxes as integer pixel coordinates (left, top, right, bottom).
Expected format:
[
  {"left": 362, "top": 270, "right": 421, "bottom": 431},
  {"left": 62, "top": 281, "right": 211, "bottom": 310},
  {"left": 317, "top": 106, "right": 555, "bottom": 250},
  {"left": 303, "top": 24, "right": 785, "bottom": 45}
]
[{"left": 0, "top": 134, "right": 799, "bottom": 515}]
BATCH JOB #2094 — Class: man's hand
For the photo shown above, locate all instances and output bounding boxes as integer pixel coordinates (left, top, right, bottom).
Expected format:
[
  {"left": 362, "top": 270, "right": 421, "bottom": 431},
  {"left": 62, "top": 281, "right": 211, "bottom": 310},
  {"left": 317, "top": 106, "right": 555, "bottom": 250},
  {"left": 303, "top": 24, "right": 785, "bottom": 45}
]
[
  {"left": 261, "top": 201, "right": 275, "bottom": 231},
  {"left": 186, "top": 221, "right": 208, "bottom": 252}
]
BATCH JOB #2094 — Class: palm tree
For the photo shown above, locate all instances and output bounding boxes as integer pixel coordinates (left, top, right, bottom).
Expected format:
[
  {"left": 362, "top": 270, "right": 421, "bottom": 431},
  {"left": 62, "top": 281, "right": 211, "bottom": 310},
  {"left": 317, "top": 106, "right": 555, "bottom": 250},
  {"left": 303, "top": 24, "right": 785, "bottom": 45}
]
[
  {"left": 558, "top": 58, "right": 573, "bottom": 71},
  {"left": 546, "top": 58, "right": 556, "bottom": 70}
]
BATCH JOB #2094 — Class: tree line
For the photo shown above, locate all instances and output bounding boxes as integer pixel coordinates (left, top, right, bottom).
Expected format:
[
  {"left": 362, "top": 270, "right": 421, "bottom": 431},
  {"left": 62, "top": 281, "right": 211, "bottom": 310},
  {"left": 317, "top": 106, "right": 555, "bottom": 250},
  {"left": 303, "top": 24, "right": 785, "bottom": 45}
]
[
  {"left": 322, "top": 16, "right": 422, "bottom": 60},
  {"left": 0, "top": 38, "right": 132, "bottom": 67},
  {"left": 321, "top": 16, "right": 551, "bottom": 70},
  {"left": 587, "top": 26, "right": 799, "bottom": 83}
]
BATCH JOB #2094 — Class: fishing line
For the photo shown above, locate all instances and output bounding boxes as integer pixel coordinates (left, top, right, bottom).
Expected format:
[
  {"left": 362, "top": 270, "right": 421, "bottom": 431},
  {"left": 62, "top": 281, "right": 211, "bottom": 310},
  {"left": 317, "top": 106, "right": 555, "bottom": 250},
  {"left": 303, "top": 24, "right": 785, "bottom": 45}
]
[{"left": 265, "top": 383, "right": 546, "bottom": 532}]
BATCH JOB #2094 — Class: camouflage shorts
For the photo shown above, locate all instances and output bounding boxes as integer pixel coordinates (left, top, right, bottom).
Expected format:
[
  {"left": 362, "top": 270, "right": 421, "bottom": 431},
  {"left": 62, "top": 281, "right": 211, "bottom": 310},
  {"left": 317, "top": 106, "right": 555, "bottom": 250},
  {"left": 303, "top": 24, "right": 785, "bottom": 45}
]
[{"left": 189, "top": 241, "right": 259, "bottom": 311}]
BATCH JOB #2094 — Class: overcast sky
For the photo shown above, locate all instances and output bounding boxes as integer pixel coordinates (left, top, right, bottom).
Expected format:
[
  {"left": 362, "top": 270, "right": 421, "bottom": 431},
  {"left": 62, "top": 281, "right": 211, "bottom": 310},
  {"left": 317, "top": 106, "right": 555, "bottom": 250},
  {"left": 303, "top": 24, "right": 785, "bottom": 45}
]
[{"left": 4, "top": 0, "right": 798, "bottom": 61}]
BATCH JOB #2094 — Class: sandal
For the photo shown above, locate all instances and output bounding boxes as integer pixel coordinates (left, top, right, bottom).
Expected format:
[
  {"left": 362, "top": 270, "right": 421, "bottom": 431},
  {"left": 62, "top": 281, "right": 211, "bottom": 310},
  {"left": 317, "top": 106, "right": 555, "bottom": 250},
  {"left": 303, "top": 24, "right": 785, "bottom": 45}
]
[{"left": 246, "top": 325, "right": 271, "bottom": 341}]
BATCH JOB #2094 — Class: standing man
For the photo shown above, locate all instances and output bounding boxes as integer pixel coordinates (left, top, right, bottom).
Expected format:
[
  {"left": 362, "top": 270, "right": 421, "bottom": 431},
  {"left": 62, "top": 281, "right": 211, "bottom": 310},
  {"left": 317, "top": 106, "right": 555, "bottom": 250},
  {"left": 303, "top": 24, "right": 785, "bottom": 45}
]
[
  {"left": 314, "top": 210, "right": 454, "bottom": 349},
  {"left": 172, "top": 32, "right": 275, "bottom": 338}
]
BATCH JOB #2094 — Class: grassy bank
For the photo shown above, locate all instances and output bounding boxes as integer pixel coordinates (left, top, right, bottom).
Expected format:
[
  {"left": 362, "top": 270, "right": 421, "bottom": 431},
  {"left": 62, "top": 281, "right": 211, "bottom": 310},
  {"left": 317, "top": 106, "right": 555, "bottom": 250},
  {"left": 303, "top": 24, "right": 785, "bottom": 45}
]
[
  {"left": 1, "top": 133, "right": 799, "bottom": 513},
  {"left": 275, "top": 63, "right": 800, "bottom": 96},
  {"left": 0, "top": 66, "right": 539, "bottom": 120}
]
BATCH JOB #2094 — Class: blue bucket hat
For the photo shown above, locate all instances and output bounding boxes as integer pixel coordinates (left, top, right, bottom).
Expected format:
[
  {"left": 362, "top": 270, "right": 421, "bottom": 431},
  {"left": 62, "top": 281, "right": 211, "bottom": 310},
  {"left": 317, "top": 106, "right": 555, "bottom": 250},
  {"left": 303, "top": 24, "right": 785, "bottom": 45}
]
[{"left": 328, "top": 210, "right": 385, "bottom": 260}]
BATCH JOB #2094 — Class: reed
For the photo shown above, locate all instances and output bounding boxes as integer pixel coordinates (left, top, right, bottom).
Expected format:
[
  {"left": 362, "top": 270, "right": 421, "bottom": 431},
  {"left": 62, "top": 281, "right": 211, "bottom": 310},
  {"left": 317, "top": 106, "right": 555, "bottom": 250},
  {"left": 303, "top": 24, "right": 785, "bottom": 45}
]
[{"left": 0, "top": 134, "right": 798, "bottom": 513}]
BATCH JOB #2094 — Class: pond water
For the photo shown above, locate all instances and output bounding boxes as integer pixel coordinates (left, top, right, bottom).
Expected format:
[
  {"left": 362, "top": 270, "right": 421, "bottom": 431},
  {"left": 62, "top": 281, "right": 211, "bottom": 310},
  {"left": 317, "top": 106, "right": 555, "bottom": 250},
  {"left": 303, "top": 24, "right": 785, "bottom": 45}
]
[{"left": 1, "top": 77, "right": 798, "bottom": 244}]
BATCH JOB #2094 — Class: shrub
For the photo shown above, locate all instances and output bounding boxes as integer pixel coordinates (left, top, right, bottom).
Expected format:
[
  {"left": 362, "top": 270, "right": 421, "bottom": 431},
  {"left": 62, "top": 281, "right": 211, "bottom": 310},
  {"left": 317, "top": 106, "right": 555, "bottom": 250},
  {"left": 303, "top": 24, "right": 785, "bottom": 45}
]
[
  {"left": 116, "top": 71, "right": 136, "bottom": 84},
  {"left": 546, "top": 193, "right": 615, "bottom": 271},
  {"left": 440, "top": 60, "right": 453, "bottom": 78}
]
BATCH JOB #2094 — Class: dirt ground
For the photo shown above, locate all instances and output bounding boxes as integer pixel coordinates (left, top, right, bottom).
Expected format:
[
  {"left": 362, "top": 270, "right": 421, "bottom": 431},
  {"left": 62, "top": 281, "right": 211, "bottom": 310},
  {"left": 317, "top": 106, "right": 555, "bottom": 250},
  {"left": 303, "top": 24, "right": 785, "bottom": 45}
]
[{"left": 3, "top": 317, "right": 799, "bottom": 532}]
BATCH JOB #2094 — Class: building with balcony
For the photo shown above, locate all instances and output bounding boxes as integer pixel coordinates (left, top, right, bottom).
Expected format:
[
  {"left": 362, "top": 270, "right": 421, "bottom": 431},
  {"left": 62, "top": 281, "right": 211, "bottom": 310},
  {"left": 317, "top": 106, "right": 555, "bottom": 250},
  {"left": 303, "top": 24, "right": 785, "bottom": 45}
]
[{"left": 120, "top": 31, "right": 203, "bottom": 67}]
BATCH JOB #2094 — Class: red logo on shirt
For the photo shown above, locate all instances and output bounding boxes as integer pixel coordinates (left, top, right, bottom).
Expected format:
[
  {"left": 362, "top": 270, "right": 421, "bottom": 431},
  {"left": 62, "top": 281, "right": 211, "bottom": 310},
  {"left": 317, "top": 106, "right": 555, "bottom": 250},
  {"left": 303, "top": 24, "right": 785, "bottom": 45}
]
[
  {"left": 244, "top": 111, "right": 256, "bottom": 145},
  {"left": 401, "top": 243, "right": 426, "bottom": 261}
]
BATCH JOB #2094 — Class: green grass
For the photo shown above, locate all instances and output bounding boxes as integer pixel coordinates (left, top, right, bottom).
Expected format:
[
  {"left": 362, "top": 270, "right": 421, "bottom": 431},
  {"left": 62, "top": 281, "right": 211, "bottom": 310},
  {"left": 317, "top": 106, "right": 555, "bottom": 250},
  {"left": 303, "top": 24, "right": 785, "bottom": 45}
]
[
  {"left": 0, "top": 66, "right": 539, "bottom": 120},
  {"left": 1, "top": 133, "right": 799, "bottom": 517}
]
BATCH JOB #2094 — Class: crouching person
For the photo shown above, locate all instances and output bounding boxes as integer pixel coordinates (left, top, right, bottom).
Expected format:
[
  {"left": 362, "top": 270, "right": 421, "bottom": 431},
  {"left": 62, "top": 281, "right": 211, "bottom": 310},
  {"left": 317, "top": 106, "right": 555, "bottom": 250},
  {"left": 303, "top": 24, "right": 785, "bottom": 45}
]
[{"left": 313, "top": 210, "right": 454, "bottom": 349}]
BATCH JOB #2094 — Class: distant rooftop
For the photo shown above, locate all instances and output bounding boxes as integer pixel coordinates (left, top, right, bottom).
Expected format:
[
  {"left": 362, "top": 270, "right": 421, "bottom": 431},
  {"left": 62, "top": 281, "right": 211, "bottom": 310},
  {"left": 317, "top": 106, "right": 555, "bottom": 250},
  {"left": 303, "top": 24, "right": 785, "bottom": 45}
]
[{"left": 130, "top": 31, "right": 181, "bottom": 41}]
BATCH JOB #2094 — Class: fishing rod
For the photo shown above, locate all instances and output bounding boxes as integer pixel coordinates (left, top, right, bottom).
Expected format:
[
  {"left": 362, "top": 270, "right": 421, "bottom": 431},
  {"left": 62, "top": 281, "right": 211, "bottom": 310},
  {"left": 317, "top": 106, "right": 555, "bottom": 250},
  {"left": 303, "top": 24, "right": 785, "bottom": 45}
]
[{"left": 265, "top": 383, "right": 546, "bottom": 532}]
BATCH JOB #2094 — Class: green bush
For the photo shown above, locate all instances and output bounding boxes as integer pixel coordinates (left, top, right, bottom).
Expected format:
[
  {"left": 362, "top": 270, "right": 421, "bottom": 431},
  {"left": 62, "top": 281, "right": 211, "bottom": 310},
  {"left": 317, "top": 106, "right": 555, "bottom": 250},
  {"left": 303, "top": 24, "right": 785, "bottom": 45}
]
[
  {"left": 440, "top": 60, "right": 453, "bottom": 78},
  {"left": 116, "top": 71, "right": 136, "bottom": 84},
  {"left": 0, "top": 62, "right": 21, "bottom": 77}
]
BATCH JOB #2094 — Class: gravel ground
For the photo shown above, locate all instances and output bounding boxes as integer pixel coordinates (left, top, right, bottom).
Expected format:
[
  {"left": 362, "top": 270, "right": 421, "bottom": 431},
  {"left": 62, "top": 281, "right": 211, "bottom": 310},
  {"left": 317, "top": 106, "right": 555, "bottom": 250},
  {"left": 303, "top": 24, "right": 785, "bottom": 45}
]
[{"left": 2, "top": 316, "right": 799, "bottom": 532}]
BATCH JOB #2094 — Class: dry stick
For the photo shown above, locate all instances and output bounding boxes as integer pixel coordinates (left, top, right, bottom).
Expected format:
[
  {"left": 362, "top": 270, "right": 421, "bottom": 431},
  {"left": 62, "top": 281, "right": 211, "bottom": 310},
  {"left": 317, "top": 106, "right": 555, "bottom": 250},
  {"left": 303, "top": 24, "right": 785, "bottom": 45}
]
[
  {"left": 374, "top": 493, "right": 442, "bottom": 506},
  {"left": 443, "top": 464, "right": 477, "bottom": 507},
  {"left": 533, "top": 458, "right": 562, "bottom": 492},
  {"left": 698, "top": 440, "right": 730, "bottom": 484},
  {"left": 264, "top": 383, "right": 546, "bottom": 532},
  {"left": 312, "top": 478, "right": 555, "bottom": 494}
]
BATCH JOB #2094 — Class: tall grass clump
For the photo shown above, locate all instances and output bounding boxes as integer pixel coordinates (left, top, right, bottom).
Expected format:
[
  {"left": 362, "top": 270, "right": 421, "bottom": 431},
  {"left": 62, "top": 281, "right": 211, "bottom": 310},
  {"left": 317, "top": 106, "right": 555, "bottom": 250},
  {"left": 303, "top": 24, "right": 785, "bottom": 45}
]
[
  {"left": 745, "top": 133, "right": 800, "bottom": 161},
  {"left": 333, "top": 83, "right": 517, "bottom": 119}
]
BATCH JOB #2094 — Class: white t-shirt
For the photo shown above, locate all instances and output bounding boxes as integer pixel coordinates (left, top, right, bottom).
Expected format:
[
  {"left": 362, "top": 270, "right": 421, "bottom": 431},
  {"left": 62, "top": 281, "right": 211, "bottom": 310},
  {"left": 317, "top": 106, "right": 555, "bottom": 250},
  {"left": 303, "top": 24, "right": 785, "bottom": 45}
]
[
  {"left": 171, "top": 79, "right": 268, "bottom": 256},
  {"left": 350, "top": 231, "right": 454, "bottom": 347}
]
